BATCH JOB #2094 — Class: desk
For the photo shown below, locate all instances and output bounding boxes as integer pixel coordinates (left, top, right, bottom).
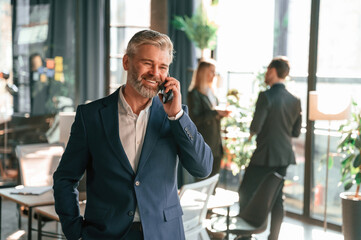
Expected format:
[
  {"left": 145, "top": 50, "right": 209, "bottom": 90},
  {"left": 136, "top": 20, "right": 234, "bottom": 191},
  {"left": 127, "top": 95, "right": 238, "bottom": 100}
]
[
  {"left": 34, "top": 204, "right": 86, "bottom": 240},
  {"left": 0, "top": 187, "right": 54, "bottom": 240}
]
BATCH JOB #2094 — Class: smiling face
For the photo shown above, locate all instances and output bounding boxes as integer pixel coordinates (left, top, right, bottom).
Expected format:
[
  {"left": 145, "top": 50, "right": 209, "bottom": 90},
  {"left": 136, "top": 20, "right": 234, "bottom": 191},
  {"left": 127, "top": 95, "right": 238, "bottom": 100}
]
[{"left": 123, "top": 44, "right": 170, "bottom": 99}]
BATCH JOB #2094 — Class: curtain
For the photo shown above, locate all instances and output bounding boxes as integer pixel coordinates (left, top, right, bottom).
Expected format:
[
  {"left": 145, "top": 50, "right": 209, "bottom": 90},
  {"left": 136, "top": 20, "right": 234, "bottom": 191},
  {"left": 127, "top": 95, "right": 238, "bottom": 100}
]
[
  {"left": 168, "top": 0, "right": 197, "bottom": 186},
  {"left": 168, "top": 0, "right": 196, "bottom": 105},
  {"left": 75, "top": 0, "right": 107, "bottom": 104}
]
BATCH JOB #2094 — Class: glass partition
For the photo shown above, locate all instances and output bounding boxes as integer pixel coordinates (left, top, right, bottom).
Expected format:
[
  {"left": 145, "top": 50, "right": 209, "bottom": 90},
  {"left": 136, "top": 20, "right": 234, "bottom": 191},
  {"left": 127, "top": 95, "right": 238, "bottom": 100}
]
[{"left": 12, "top": 0, "right": 76, "bottom": 115}]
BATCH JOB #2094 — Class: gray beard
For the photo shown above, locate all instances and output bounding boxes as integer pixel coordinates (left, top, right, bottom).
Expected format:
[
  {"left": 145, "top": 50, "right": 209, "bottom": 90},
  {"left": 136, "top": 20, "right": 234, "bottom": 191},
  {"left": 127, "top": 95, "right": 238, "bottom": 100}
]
[{"left": 128, "top": 72, "right": 158, "bottom": 98}]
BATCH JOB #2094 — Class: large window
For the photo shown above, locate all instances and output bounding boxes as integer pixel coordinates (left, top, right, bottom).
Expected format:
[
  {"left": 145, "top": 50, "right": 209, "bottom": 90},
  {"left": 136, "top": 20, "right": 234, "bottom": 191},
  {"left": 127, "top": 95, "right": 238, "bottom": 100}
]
[
  {"left": 109, "top": 0, "right": 151, "bottom": 93},
  {"left": 216, "top": 0, "right": 311, "bottom": 215},
  {"left": 311, "top": 0, "right": 361, "bottom": 226}
]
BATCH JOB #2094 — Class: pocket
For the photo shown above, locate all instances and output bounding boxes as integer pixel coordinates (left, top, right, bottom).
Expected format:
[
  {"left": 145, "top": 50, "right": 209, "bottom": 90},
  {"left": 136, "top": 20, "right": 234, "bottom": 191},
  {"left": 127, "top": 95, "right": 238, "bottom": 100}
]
[
  {"left": 84, "top": 205, "right": 110, "bottom": 230},
  {"left": 163, "top": 204, "right": 183, "bottom": 222}
]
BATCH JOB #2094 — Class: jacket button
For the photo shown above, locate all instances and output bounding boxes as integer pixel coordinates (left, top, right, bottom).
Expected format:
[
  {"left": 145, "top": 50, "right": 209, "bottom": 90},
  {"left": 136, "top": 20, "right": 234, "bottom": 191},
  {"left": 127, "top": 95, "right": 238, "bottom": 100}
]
[
  {"left": 135, "top": 181, "right": 140, "bottom": 186},
  {"left": 128, "top": 211, "right": 134, "bottom": 216}
]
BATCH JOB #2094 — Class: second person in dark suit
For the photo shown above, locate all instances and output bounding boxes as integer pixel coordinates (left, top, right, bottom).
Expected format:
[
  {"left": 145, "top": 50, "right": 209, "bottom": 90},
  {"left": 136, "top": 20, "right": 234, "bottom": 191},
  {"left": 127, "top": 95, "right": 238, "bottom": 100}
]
[{"left": 238, "top": 56, "right": 302, "bottom": 240}]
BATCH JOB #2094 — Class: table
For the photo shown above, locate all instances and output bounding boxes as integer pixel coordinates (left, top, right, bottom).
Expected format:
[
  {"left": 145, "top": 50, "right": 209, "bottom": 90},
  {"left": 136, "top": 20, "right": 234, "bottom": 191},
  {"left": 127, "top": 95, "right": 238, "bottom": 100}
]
[{"left": 0, "top": 187, "right": 55, "bottom": 240}]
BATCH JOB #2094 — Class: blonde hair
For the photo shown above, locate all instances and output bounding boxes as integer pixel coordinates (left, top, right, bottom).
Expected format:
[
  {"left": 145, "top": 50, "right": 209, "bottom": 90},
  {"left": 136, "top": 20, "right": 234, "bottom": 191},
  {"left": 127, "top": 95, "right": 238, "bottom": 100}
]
[
  {"left": 188, "top": 59, "right": 217, "bottom": 94},
  {"left": 125, "top": 29, "right": 174, "bottom": 63}
]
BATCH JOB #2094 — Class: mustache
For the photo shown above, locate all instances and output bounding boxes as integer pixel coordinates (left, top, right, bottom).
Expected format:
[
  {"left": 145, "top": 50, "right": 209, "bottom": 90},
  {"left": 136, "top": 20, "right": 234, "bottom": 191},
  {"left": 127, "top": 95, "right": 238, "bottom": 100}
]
[{"left": 141, "top": 75, "right": 163, "bottom": 84}]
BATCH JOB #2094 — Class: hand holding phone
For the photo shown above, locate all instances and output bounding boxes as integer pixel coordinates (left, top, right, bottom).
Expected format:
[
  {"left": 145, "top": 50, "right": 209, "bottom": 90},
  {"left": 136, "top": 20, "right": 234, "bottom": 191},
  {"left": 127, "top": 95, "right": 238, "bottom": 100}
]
[{"left": 158, "top": 80, "right": 174, "bottom": 103}]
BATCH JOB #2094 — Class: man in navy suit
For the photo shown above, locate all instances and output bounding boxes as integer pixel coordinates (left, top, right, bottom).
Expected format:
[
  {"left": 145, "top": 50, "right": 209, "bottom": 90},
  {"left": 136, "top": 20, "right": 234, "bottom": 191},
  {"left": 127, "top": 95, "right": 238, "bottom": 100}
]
[
  {"left": 53, "top": 30, "right": 213, "bottom": 240},
  {"left": 238, "top": 57, "right": 302, "bottom": 240}
]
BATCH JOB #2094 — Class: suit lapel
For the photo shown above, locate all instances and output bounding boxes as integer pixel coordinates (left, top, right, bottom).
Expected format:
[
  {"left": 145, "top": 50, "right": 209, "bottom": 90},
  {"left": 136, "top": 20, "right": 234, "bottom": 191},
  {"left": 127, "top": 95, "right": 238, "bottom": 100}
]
[
  {"left": 136, "top": 98, "right": 167, "bottom": 174},
  {"left": 100, "top": 89, "right": 134, "bottom": 175}
]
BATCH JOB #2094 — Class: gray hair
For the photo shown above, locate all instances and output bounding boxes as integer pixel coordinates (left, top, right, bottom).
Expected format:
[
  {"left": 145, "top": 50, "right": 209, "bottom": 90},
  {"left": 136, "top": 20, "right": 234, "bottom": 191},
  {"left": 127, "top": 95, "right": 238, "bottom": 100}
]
[{"left": 126, "top": 29, "right": 174, "bottom": 63}]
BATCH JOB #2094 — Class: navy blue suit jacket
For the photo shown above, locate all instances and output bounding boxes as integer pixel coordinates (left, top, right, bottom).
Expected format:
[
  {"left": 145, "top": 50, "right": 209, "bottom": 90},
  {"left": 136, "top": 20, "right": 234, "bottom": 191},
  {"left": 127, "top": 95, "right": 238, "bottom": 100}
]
[{"left": 53, "top": 88, "right": 213, "bottom": 240}]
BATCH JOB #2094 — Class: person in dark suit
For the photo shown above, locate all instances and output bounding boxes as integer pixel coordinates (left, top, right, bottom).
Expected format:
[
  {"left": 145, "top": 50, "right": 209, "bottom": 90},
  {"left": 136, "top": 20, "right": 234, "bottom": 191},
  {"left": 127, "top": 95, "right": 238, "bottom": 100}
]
[
  {"left": 238, "top": 57, "right": 302, "bottom": 240},
  {"left": 53, "top": 30, "right": 213, "bottom": 240},
  {"left": 187, "top": 59, "right": 230, "bottom": 178}
]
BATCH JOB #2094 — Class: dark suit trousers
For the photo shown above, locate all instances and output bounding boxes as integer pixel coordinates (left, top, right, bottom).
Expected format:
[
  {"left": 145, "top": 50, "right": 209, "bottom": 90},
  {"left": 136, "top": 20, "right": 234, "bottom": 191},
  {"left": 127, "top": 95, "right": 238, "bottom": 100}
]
[{"left": 238, "top": 165, "right": 287, "bottom": 240}]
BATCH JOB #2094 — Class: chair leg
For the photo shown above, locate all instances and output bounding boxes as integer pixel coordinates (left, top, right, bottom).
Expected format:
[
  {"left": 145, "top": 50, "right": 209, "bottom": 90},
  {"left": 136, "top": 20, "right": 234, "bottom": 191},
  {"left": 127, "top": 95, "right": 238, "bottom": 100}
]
[{"left": 56, "top": 222, "right": 62, "bottom": 240}]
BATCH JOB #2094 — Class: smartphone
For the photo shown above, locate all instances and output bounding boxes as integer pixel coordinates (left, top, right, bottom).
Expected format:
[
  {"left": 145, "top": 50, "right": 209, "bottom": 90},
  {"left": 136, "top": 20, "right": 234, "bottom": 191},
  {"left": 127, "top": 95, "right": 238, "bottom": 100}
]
[{"left": 159, "top": 81, "right": 174, "bottom": 103}]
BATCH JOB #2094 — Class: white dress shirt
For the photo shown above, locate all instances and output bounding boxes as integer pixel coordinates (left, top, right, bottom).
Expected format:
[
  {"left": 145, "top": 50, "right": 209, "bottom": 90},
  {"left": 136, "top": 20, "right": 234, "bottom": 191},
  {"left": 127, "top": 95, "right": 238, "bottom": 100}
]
[
  {"left": 118, "top": 86, "right": 152, "bottom": 222},
  {"left": 117, "top": 85, "right": 183, "bottom": 222}
]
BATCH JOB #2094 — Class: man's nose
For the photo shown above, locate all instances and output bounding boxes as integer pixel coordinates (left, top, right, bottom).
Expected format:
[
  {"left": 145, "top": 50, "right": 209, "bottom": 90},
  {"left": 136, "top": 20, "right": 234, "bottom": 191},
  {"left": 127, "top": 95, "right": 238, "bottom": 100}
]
[{"left": 149, "top": 66, "right": 160, "bottom": 76}]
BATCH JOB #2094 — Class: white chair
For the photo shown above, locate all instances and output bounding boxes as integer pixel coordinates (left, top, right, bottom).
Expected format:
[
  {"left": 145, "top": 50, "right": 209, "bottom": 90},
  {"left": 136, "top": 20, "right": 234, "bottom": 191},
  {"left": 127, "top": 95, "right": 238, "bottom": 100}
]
[
  {"left": 180, "top": 174, "right": 219, "bottom": 240},
  {"left": 15, "top": 143, "right": 65, "bottom": 187}
]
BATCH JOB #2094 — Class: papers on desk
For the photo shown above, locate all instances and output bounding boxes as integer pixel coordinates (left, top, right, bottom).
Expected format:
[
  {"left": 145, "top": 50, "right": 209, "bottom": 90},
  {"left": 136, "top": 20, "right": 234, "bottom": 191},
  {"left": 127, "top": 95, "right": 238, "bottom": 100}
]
[{"left": 10, "top": 186, "right": 52, "bottom": 195}]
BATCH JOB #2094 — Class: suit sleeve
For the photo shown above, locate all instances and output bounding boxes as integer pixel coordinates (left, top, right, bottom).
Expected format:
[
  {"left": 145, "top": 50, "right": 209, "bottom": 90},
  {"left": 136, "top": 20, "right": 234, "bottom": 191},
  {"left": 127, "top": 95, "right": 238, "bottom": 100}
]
[
  {"left": 169, "top": 105, "right": 213, "bottom": 178},
  {"left": 292, "top": 99, "right": 302, "bottom": 137},
  {"left": 250, "top": 92, "right": 269, "bottom": 135},
  {"left": 53, "top": 105, "right": 89, "bottom": 240}
]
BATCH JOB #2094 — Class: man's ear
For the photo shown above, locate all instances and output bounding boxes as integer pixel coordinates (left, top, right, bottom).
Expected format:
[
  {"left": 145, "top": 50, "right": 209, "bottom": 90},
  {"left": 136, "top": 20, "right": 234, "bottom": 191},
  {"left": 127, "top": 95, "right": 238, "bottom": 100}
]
[
  {"left": 269, "top": 67, "right": 277, "bottom": 75},
  {"left": 123, "top": 54, "right": 129, "bottom": 70}
]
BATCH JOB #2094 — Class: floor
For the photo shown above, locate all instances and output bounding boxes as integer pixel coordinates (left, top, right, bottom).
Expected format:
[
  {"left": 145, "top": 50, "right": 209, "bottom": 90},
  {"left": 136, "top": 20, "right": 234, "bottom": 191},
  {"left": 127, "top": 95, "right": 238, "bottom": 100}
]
[
  {"left": 1, "top": 198, "right": 344, "bottom": 240},
  {"left": 209, "top": 203, "right": 344, "bottom": 240}
]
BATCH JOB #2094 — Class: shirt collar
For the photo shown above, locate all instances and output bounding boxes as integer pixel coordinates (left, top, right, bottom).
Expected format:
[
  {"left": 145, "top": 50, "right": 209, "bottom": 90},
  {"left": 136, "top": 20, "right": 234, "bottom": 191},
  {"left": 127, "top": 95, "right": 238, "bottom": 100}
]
[
  {"left": 271, "top": 82, "right": 285, "bottom": 88},
  {"left": 118, "top": 85, "right": 153, "bottom": 116}
]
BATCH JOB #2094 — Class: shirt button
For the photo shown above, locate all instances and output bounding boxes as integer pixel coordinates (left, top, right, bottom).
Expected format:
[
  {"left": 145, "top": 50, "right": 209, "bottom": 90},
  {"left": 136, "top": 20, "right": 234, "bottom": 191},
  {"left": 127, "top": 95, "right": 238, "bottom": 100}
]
[
  {"left": 128, "top": 211, "right": 134, "bottom": 216},
  {"left": 135, "top": 181, "right": 140, "bottom": 186}
]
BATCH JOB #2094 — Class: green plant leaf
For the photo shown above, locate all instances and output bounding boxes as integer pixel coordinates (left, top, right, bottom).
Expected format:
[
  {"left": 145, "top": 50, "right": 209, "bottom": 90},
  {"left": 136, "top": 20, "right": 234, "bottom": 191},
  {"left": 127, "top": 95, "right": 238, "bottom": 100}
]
[
  {"left": 338, "top": 134, "right": 351, "bottom": 150},
  {"left": 328, "top": 156, "right": 334, "bottom": 169},
  {"left": 356, "top": 172, "right": 361, "bottom": 185},
  {"left": 171, "top": 4, "right": 218, "bottom": 51},
  {"left": 342, "top": 154, "right": 355, "bottom": 166},
  {"left": 344, "top": 179, "right": 354, "bottom": 191},
  {"left": 353, "top": 153, "right": 361, "bottom": 168},
  {"left": 355, "top": 134, "right": 361, "bottom": 149}
]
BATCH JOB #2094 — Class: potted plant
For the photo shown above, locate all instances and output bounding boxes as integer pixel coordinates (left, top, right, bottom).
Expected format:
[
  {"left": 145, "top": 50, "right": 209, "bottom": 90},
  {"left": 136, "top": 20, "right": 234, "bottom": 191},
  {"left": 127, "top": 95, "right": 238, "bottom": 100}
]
[
  {"left": 221, "top": 89, "right": 255, "bottom": 173},
  {"left": 337, "top": 100, "right": 361, "bottom": 240},
  {"left": 171, "top": 3, "right": 218, "bottom": 59}
]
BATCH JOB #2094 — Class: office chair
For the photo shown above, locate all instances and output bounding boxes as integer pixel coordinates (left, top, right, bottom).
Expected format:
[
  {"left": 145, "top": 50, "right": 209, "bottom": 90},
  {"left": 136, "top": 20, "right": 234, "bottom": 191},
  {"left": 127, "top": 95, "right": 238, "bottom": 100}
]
[
  {"left": 211, "top": 172, "right": 283, "bottom": 240},
  {"left": 180, "top": 174, "right": 219, "bottom": 240}
]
